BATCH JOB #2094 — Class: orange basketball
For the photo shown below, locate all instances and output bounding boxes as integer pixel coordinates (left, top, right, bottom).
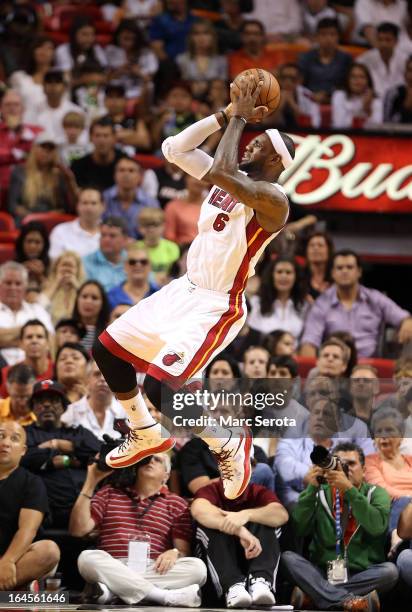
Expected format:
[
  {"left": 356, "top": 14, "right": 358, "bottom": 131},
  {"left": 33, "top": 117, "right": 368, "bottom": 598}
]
[{"left": 232, "top": 68, "right": 280, "bottom": 115}]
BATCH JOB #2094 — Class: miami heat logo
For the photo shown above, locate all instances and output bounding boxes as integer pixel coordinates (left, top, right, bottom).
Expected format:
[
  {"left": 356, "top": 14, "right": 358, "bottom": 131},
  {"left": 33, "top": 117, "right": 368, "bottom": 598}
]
[{"left": 162, "top": 351, "right": 184, "bottom": 366}]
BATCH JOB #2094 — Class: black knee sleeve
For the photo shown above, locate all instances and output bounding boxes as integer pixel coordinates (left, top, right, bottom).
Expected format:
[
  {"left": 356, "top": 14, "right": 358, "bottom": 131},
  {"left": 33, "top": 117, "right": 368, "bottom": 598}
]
[{"left": 92, "top": 339, "right": 137, "bottom": 394}]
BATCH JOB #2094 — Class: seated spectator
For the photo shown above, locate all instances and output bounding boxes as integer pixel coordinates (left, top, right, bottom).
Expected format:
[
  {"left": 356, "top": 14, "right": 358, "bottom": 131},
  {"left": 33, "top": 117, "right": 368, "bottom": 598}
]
[
  {"left": 214, "top": 0, "right": 249, "bottom": 54},
  {"left": 152, "top": 83, "right": 201, "bottom": 151},
  {"left": 154, "top": 159, "right": 187, "bottom": 209},
  {"left": 275, "top": 380, "right": 373, "bottom": 508},
  {"left": 302, "top": 0, "right": 339, "bottom": 39},
  {"left": 396, "top": 500, "right": 412, "bottom": 588},
  {"left": 205, "top": 353, "right": 242, "bottom": 392},
  {"left": 55, "top": 16, "right": 107, "bottom": 74},
  {"left": 70, "top": 454, "right": 206, "bottom": 606},
  {"left": 298, "top": 18, "right": 353, "bottom": 103},
  {"left": 54, "top": 317, "right": 84, "bottom": 348},
  {"left": 0, "top": 89, "right": 42, "bottom": 193},
  {"left": 55, "top": 342, "right": 90, "bottom": 404},
  {"left": 248, "top": 257, "right": 307, "bottom": 337},
  {"left": 0, "top": 262, "right": 54, "bottom": 366},
  {"left": 0, "top": 320, "right": 53, "bottom": 398},
  {"left": 282, "top": 442, "right": 398, "bottom": 610},
  {"left": 246, "top": 0, "right": 303, "bottom": 42},
  {"left": 227, "top": 20, "right": 280, "bottom": 80},
  {"left": 191, "top": 479, "right": 288, "bottom": 607},
  {"left": 243, "top": 346, "right": 270, "bottom": 379},
  {"left": 303, "top": 231, "right": 334, "bottom": 301},
  {"left": 15, "top": 221, "right": 50, "bottom": 288},
  {"left": 59, "top": 111, "right": 90, "bottom": 166},
  {"left": 0, "top": 420, "right": 60, "bottom": 591},
  {"left": 0, "top": 364, "right": 36, "bottom": 425},
  {"left": 72, "top": 281, "right": 110, "bottom": 352},
  {"left": 358, "top": 22, "right": 408, "bottom": 100},
  {"left": 164, "top": 174, "right": 207, "bottom": 245},
  {"left": 83, "top": 217, "right": 128, "bottom": 292},
  {"left": 349, "top": 364, "right": 380, "bottom": 424},
  {"left": 108, "top": 245, "right": 159, "bottom": 309},
  {"left": 265, "top": 330, "right": 297, "bottom": 358},
  {"left": 103, "top": 158, "right": 159, "bottom": 238},
  {"left": 268, "top": 63, "right": 321, "bottom": 129},
  {"left": 224, "top": 319, "right": 267, "bottom": 363},
  {"left": 72, "top": 62, "right": 107, "bottom": 123},
  {"left": 177, "top": 20, "right": 228, "bottom": 100},
  {"left": 8, "top": 132, "right": 77, "bottom": 225},
  {"left": 103, "top": 82, "right": 151, "bottom": 153},
  {"left": 61, "top": 360, "right": 125, "bottom": 440},
  {"left": 41, "top": 252, "right": 85, "bottom": 325},
  {"left": 49, "top": 189, "right": 104, "bottom": 260},
  {"left": 22, "top": 380, "right": 101, "bottom": 528},
  {"left": 106, "top": 19, "right": 159, "bottom": 100},
  {"left": 135, "top": 208, "right": 180, "bottom": 284},
  {"left": 122, "top": 0, "right": 162, "bottom": 23},
  {"left": 300, "top": 249, "right": 412, "bottom": 358},
  {"left": 109, "top": 303, "right": 132, "bottom": 323},
  {"left": 316, "top": 337, "right": 351, "bottom": 379},
  {"left": 354, "top": 0, "right": 408, "bottom": 47},
  {"left": 149, "top": 0, "right": 198, "bottom": 61},
  {"left": 384, "top": 55, "right": 412, "bottom": 122},
  {"left": 71, "top": 117, "right": 126, "bottom": 191},
  {"left": 9, "top": 36, "right": 55, "bottom": 113},
  {"left": 377, "top": 356, "right": 412, "bottom": 416},
  {"left": 332, "top": 62, "right": 383, "bottom": 128},
  {"left": 25, "top": 69, "right": 84, "bottom": 145}
]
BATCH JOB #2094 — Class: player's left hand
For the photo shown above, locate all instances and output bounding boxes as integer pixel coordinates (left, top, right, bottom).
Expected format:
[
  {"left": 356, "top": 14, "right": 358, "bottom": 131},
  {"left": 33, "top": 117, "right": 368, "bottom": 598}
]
[
  {"left": 153, "top": 549, "right": 180, "bottom": 574},
  {"left": 229, "top": 75, "right": 268, "bottom": 123}
]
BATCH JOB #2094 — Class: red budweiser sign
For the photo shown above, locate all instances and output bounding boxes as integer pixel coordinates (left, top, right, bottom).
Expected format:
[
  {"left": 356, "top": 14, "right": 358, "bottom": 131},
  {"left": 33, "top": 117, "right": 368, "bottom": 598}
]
[{"left": 244, "top": 132, "right": 412, "bottom": 213}]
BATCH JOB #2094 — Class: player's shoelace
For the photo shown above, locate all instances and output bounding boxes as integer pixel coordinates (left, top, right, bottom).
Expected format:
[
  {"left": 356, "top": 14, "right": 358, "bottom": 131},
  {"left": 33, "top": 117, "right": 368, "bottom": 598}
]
[
  {"left": 210, "top": 448, "right": 234, "bottom": 480},
  {"left": 118, "top": 428, "right": 144, "bottom": 453}
]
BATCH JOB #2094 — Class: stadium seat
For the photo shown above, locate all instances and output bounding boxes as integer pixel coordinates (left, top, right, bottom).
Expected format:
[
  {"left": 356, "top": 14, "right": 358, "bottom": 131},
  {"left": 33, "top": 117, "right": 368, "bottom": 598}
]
[
  {"left": 0, "top": 212, "right": 16, "bottom": 232},
  {"left": 358, "top": 357, "right": 395, "bottom": 379},
  {"left": 134, "top": 154, "right": 164, "bottom": 169},
  {"left": 295, "top": 355, "right": 317, "bottom": 378},
  {"left": 22, "top": 213, "right": 75, "bottom": 234},
  {"left": 0, "top": 243, "right": 16, "bottom": 263}
]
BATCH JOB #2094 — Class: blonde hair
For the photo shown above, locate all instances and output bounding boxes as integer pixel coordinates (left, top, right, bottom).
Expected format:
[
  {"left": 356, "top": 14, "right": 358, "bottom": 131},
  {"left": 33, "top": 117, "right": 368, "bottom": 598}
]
[
  {"left": 62, "top": 111, "right": 86, "bottom": 129},
  {"left": 23, "top": 145, "right": 60, "bottom": 210},
  {"left": 138, "top": 207, "right": 165, "bottom": 225},
  {"left": 126, "top": 243, "right": 149, "bottom": 256},
  {"left": 43, "top": 251, "right": 85, "bottom": 326}
]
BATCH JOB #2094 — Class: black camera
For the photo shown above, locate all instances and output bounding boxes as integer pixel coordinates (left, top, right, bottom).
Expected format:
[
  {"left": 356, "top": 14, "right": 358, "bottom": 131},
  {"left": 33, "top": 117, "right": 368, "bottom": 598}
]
[{"left": 310, "top": 445, "right": 349, "bottom": 484}]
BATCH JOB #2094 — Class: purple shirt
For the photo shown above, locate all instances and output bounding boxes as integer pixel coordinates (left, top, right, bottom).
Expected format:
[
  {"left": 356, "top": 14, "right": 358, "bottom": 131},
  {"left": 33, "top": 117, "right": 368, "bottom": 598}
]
[{"left": 301, "top": 285, "right": 410, "bottom": 357}]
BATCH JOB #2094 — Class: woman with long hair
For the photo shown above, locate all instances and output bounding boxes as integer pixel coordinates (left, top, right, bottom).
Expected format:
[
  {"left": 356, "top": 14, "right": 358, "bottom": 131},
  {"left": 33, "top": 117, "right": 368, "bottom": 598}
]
[
  {"left": 106, "top": 19, "right": 158, "bottom": 99},
  {"left": 72, "top": 281, "right": 110, "bottom": 352},
  {"left": 248, "top": 257, "right": 307, "bottom": 337},
  {"left": 10, "top": 36, "right": 55, "bottom": 110},
  {"left": 176, "top": 20, "right": 228, "bottom": 100},
  {"left": 55, "top": 16, "right": 107, "bottom": 75},
  {"left": 332, "top": 62, "right": 383, "bottom": 129},
  {"left": 8, "top": 136, "right": 75, "bottom": 224},
  {"left": 15, "top": 221, "right": 50, "bottom": 287},
  {"left": 41, "top": 251, "right": 85, "bottom": 325},
  {"left": 303, "top": 231, "right": 334, "bottom": 300},
  {"left": 204, "top": 353, "right": 242, "bottom": 392}
]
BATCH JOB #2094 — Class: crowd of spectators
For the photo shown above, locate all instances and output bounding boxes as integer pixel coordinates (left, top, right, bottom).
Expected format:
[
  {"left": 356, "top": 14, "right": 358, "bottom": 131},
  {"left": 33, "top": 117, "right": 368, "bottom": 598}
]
[{"left": 1, "top": 0, "right": 412, "bottom": 610}]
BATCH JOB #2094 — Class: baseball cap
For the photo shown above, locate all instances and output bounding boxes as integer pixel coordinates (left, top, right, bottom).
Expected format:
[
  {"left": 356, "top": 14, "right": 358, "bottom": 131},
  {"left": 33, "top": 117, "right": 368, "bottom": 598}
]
[{"left": 30, "top": 380, "right": 69, "bottom": 407}]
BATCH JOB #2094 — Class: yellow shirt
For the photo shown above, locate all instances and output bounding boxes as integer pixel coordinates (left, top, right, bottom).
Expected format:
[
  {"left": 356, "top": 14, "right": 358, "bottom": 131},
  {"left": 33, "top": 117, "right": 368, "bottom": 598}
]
[{"left": 0, "top": 397, "right": 36, "bottom": 426}]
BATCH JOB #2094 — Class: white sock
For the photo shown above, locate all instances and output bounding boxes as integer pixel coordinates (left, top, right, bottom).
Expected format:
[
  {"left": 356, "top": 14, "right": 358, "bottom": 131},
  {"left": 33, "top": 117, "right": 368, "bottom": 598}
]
[
  {"left": 118, "top": 391, "right": 156, "bottom": 429},
  {"left": 146, "top": 585, "right": 168, "bottom": 605}
]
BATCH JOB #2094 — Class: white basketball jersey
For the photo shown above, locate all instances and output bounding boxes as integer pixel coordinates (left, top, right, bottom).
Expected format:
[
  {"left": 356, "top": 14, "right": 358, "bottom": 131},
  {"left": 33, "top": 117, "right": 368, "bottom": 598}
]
[{"left": 186, "top": 182, "right": 287, "bottom": 294}]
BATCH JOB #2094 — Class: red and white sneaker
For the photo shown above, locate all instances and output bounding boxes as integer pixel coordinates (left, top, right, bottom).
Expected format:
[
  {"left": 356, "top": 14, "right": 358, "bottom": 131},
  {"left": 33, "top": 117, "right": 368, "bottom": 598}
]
[
  {"left": 209, "top": 426, "right": 252, "bottom": 499},
  {"left": 106, "top": 422, "right": 175, "bottom": 468}
]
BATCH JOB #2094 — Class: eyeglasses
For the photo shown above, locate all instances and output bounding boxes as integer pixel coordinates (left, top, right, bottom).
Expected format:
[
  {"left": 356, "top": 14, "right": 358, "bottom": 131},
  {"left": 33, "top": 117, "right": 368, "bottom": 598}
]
[{"left": 128, "top": 258, "right": 149, "bottom": 266}]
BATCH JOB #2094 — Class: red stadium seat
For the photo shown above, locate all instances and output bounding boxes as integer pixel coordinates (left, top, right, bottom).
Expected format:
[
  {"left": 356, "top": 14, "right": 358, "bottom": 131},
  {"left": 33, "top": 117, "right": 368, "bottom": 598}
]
[
  {"left": 358, "top": 358, "right": 395, "bottom": 379},
  {"left": 295, "top": 355, "right": 317, "bottom": 378},
  {"left": 134, "top": 154, "right": 164, "bottom": 170},
  {"left": 0, "top": 231, "right": 19, "bottom": 243},
  {"left": 0, "top": 212, "right": 16, "bottom": 232},
  {"left": 0, "top": 243, "right": 15, "bottom": 263},
  {"left": 22, "top": 213, "right": 75, "bottom": 234}
]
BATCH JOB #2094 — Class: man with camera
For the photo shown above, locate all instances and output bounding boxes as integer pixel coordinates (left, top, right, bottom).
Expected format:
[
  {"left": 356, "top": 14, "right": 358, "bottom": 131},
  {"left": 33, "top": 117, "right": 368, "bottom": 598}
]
[{"left": 282, "top": 442, "right": 398, "bottom": 611}]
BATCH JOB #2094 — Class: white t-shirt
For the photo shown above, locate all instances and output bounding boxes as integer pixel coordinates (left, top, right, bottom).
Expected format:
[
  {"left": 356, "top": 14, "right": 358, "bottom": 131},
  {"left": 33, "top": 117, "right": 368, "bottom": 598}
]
[
  {"left": 55, "top": 43, "right": 108, "bottom": 72},
  {"left": 0, "top": 301, "right": 54, "bottom": 365},
  {"left": 24, "top": 99, "right": 84, "bottom": 144},
  {"left": 246, "top": 0, "right": 303, "bottom": 36},
  {"left": 61, "top": 395, "right": 126, "bottom": 440},
  {"left": 49, "top": 219, "right": 101, "bottom": 260},
  {"left": 354, "top": 0, "right": 408, "bottom": 39},
  {"left": 331, "top": 90, "right": 383, "bottom": 128},
  {"left": 358, "top": 47, "right": 408, "bottom": 98},
  {"left": 9, "top": 72, "right": 46, "bottom": 112},
  {"left": 247, "top": 295, "right": 304, "bottom": 337}
]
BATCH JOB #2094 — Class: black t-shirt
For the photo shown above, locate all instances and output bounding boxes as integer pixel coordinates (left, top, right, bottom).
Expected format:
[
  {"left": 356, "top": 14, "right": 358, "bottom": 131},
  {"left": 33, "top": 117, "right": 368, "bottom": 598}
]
[
  {"left": 0, "top": 466, "right": 49, "bottom": 555},
  {"left": 71, "top": 150, "right": 125, "bottom": 191},
  {"left": 154, "top": 166, "right": 187, "bottom": 209}
]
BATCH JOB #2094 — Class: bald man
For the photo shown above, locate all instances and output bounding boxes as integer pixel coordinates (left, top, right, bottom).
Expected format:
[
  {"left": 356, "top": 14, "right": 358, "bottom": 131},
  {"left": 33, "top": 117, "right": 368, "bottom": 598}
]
[{"left": 0, "top": 421, "right": 60, "bottom": 590}]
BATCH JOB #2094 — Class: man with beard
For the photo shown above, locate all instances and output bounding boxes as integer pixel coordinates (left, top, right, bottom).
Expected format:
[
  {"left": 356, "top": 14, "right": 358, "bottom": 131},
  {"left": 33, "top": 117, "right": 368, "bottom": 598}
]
[
  {"left": 93, "top": 74, "right": 295, "bottom": 501},
  {"left": 21, "top": 380, "right": 101, "bottom": 528}
]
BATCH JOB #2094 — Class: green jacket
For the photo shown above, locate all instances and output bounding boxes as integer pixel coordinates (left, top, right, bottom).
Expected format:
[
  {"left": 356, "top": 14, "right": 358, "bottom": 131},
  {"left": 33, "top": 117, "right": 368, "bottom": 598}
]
[{"left": 292, "top": 482, "right": 390, "bottom": 572}]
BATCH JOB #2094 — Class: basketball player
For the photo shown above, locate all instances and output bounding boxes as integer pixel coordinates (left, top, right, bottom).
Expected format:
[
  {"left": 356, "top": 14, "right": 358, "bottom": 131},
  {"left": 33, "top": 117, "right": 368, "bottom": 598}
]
[{"left": 93, "top": 75, "right": 295, "bottom": 499}]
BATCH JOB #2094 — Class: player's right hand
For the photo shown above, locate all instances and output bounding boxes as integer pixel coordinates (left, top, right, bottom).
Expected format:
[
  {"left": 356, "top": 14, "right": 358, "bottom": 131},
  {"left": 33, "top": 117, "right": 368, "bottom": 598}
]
[{"left": 230, "top": 74, "right": 268, "bottom": 123}]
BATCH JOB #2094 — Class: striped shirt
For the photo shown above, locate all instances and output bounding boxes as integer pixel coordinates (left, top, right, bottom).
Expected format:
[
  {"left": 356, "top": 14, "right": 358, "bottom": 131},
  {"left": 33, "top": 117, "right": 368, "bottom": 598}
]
[{"left": 91, "top": 485, "right": 193, "bottom": 559}]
